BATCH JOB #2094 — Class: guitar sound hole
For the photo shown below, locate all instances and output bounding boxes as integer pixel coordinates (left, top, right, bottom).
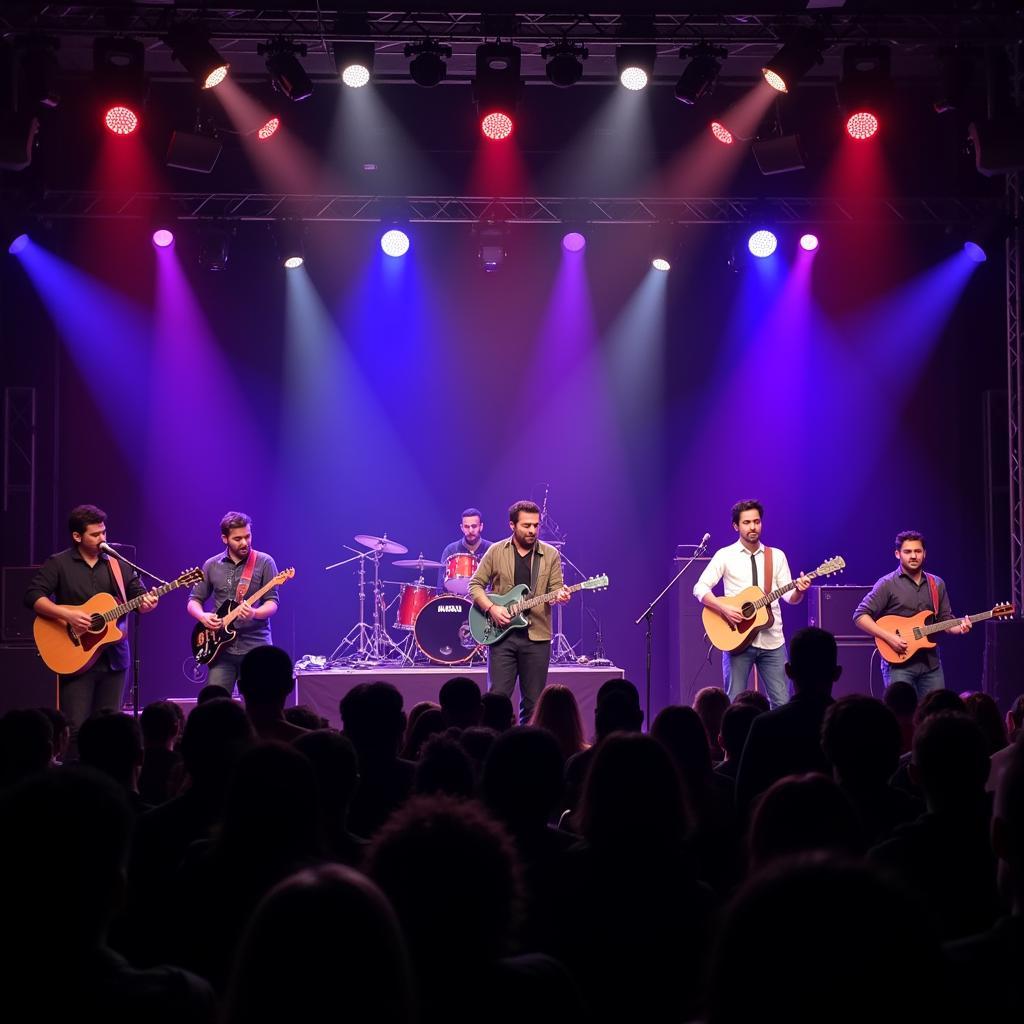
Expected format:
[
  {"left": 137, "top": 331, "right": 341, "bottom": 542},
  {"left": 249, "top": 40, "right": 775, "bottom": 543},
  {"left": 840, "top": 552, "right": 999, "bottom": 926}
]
[
  {"left": 89, "top": 614, "right": 106, "bottom": 632},
  {"left": 740, "top": 603, "right": 756, "bottom": 620}
]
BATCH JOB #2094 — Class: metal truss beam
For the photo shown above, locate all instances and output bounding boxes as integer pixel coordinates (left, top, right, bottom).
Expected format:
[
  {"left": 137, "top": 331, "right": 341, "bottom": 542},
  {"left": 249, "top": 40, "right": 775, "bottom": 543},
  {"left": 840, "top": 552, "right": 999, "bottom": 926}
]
[{"left": 22, "top": 192, "right": 1000, "bottom": 226}]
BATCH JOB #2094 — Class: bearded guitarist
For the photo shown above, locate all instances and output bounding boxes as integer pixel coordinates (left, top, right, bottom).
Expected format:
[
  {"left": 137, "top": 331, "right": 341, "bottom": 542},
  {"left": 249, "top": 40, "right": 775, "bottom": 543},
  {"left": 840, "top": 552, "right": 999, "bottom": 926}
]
[
  {"left": 24, "top": 504, "right": 158, "bottom": 746},
  {"left": 693, "top": 500, "right": 812, "bottom": 709},
  {"left": 854, "top": 530, "right": 971, "bottom": 698},
  {"left": 468, "top": 499, "right": 571, "bottom": 724},
  {"left": 187, "top": 511, "right": 281, "bottom": 694}
]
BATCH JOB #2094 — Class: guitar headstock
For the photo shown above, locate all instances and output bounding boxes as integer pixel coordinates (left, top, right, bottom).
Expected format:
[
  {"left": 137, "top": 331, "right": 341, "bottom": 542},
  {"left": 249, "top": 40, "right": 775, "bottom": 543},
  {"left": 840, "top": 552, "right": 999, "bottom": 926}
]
[
  {"left": 581, "top": 574, "right": 609, "bottom": 591},
  {"left": 177, "top": 567, "right": 204, "bottom": 588},
  {"left": 813, "top": 556, "right": 846, "bottom": 579},
  {"left": 992, "top": 602, "right": 1015, "bottom": 620},
  {"left": 274, "top": 567, "right": 296, "bottom": 586}
]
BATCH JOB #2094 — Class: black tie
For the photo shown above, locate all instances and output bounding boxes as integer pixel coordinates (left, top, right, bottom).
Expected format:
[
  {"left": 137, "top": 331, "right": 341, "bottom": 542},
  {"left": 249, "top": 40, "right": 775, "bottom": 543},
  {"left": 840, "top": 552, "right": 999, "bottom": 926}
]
[{"left": 751, "top": 552, "right": 758, "bottom": 588}]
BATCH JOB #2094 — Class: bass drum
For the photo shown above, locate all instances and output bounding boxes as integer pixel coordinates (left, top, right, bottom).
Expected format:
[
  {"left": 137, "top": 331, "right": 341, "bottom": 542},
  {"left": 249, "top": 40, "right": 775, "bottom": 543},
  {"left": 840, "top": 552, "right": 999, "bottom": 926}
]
[{"left": 414, "top": 595, "right": 481, "bottom": 665}]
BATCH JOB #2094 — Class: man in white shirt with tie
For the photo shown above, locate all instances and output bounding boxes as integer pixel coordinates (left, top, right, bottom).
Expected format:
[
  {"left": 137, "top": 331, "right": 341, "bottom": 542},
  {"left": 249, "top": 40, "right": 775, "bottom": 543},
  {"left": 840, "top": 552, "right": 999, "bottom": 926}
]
[{"left": 693, "top": 499, "right": 812, "bottom": 708}]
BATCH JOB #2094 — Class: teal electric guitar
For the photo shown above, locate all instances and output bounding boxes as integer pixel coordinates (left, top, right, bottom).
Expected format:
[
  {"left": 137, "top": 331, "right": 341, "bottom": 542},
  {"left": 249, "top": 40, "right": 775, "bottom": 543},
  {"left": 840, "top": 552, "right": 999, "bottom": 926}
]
[{"left": 469, "top": 575, "right": 610, "bottom": 646}]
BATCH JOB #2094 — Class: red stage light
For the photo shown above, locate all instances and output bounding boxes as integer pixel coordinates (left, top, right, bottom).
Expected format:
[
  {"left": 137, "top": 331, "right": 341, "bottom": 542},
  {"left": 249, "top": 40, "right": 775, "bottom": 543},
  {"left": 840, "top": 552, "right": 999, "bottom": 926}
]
[
  {"left": 846, "top": 111, "right": 879, "bottom": 140},
  {"left": 104, "top": 105, "right": 140, "bottom": 136},
  {"left": 710, "top": 121, "right": 734, "bottom": 145},
  {"left": 258, "top": 117, "right": 280, "bottom": 141},
  {"left": 481, "top": 111, "right": 513, "bottom": 140}
]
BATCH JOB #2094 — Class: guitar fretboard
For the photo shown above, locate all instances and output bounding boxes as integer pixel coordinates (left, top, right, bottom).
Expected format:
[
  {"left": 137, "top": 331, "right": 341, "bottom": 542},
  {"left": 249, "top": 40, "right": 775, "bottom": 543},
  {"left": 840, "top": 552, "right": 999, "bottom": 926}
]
[
  {"left": 753, "top": 568, "right": 828, "bottom": 610},
  {"left": 510, "top": 581, "right": 589, "bottom": 616},
  {"left": 100, "top": 577, "right": 193, "bottom": 623},
  {"left": 914, "top": 609, "right": 996, "bottom": 639}
]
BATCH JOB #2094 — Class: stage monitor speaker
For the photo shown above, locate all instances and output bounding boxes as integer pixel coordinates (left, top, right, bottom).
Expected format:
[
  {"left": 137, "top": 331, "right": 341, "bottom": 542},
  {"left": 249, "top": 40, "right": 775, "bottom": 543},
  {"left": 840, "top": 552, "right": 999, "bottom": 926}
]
[
  {"left": 0, "top": 646, "right": 57, "bottom": 715},
  {"left": 833, "top": 641, "right": 882, "bottom": 699},
  {"left": 982, "top": 618, "right": 1024, "bottom": 711},
  {"left": 2, "top": 566, "right": 38, "bottom": 643},
  {"left": 806, "top": 585, "right": 872, "bottom": 639}
]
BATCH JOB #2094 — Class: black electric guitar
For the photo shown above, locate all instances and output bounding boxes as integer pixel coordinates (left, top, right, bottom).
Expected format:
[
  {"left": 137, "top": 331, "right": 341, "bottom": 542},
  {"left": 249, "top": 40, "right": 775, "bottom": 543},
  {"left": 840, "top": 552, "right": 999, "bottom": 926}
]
[{"left": 190, "top": 567, "right": 295, "bottom": 665}]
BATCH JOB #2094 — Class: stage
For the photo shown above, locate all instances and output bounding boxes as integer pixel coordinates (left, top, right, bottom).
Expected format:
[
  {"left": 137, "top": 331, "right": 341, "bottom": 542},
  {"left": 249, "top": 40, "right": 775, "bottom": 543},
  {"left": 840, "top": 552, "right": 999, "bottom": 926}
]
[{"left": 294, "top": 664, "right": 625, "bottom": 732}]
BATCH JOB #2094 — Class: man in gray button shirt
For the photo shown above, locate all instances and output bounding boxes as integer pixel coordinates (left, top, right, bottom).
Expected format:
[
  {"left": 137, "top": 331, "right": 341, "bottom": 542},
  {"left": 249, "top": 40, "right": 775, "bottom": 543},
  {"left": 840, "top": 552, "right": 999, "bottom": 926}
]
[
  {"left": 854, "top": 529, "right": 971, "bottom": 698},
  {"left": 187, "top": 511, "right": 281, "bottom": 694}
]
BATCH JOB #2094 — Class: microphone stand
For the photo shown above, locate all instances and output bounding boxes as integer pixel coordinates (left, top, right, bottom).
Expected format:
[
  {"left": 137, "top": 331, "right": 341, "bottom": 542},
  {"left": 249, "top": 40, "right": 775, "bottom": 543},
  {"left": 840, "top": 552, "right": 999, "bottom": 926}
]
[
  {"left": 634, "top": 537, "right": 709, "bottom": 729},
  {"left": 105, "top": 544, "right": 168, "bottom": 721}
]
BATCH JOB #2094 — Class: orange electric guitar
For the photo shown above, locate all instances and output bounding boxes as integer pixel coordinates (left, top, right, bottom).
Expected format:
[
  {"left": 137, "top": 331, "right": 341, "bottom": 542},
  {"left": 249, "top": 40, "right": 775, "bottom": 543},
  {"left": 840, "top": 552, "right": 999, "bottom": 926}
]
[
  {"left": 703, "top": 556, "right": 846, "bottom": 653},
  {"left": 873, "top": 602, "right": 1014, "bottom": 664},
  {"left": 34, "top": 567, "right": 204, "bottom": 675}
]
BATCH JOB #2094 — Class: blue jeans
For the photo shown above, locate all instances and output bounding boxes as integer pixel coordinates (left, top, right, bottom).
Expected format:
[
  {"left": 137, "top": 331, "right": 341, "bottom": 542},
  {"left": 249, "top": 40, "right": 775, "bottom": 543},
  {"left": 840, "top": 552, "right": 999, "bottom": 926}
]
[
  {"left": 207, "top": 651, "right": 245, "bottom": 694},
  {"left": 882, "top": 661, "right": 945, "bottom": 700},
  {"left": 722, "top": 644, "right": 790, "bottom": 708}
]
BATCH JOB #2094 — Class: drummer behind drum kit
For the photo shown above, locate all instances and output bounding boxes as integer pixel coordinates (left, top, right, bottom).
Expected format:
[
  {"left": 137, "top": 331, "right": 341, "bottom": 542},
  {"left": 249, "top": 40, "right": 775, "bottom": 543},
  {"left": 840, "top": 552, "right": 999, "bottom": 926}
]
[{"left": 326, "top": 533, "right": 485, "bottom": 668}]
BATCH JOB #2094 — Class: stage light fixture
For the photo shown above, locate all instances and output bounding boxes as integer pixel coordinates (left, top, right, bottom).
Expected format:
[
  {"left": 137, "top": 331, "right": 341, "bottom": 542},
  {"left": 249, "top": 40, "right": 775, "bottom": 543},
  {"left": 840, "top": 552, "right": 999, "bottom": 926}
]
[
  {"left": 562, "top": 231, "right": 586, "bottom": 252},
  {"left": 166, "top": 129, "right": 222, "bottom": 173},
  {"left": 799, "top": 233, "right": 819, "bottom": 252},
  {"left": 8, "top": 233, "right": 29, "bottom": 255},
  {"left": 616, "top": 45, "right": 656, "bottom": 91},
  {"left": 258, "top": 116, "right": 280, "bottom": 141},
  {"left": 152, "top": 228, "right": 174, "bottom": 248},
  {"left": 334, "top": 41, "right": 374, "bottom": 88},
  {"left": 542, "top": 40, "right": 588, "bottom": 88},
  {"left": 17, "top": 36, "right": 61, "bottom": 111},
  {"left": 94, "top": 37, "right": 146, "bottom": 137},
  {"left": 933, "top": 47, "right": 974, "bottom": 114},
  {"left": 837, "top": 45, "right": 890, "bottom": 142},
  {"left": 964, "top": 241, "right": 987, "bottom": 264},
  {"left": 846, "top": 111, "right": 879, "bottom": 140},
  {"left": 747, "top": 229, "right": 778, "bottom": 258},
  {"left": 275, "top": 221, "right": 305, "bottom": 269},
  {"left": 259, "top": 39, "right": 313, "bottom": 102},
  {"left": 164, "top": 25, "right": 229, "bottom": 90},
  {"left": 477, "top": 223, "right": 508, "bottom": 272},
  {"left": 968, "top": 117, "right": 1024, "bottom": 176},
  {"left": 710, "top": 121, "right": 734, "bottom": 145},
  {"left": 198, "top": 225, "right": 232, "bottom": 270},
  {"left": 752, "top": 135, "right": 806, "bottom": 176},
  {"left": 651, "top": 257, "right": 671, "bottom": 272},
  {"left": 404, "top": 38, "right": 452, "bottom": 88},
  {"left": 380, "top": 228, "right": 411, "bottom": 258},
  {"left": 675, "top": 44, "right": 727, "bottom": 106},
  {"left": 762, "top": 27, "right": 824, "bottom": 94},
  {"left": 473, "top": 42, "right": 522, "bottom": 140},
  {"left": 961, "top": 215, "right": 1006, "bottom": 263}
]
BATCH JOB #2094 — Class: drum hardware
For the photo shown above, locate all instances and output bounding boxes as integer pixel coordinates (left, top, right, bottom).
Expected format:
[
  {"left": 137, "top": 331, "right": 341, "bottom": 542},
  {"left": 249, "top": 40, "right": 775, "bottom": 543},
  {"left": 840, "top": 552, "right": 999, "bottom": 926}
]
[
  {"left": 393, "top": 556, "right": 445, "bottom": 570},
  {"left": 443, "top": 552, "right": 479, "bottom": 595},
  {"left": 537, "top": 485, "right": 581, "bottom": 666},
  {"left": 325, "top": 533, "right": 410, "bottom": 666}
]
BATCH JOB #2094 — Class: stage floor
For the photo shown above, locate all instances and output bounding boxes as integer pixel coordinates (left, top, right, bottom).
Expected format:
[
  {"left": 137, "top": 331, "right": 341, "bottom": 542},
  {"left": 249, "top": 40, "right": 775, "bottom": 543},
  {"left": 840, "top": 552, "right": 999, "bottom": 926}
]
[{"left": 294, "top": 664, "right": 625, "bottom": 731}]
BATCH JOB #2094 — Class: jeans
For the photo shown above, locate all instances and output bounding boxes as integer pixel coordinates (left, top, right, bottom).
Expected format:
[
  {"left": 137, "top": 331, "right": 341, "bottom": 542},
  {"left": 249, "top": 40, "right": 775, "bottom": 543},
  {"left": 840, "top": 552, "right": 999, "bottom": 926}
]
[
  {"left": 722, "top": 644, "right": 790, "bottom": 708},
  {"left": 60, "top": 655, "right": 127, "bottom": 753},
  {"left": 882, "top": 660, "right": 945, "bottom": 699},
  {"left": 487, "top": 630, "right": 552, "bottom": 724},
  {"left": 207, "top": 651, "right": 245, "bottom": 695}
]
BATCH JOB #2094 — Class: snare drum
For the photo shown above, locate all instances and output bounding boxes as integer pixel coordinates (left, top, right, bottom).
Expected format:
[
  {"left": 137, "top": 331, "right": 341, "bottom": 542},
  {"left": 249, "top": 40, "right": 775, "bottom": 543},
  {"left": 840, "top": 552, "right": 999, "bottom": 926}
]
[
  {"left": 394, "top": 582, "right": 435, "bottom": 631},
  {"left": 414, "top": 595, "right": 480, "bottom": 664},
  {"left": 444, "top": 553, "right": 479, "bottom": 595}
]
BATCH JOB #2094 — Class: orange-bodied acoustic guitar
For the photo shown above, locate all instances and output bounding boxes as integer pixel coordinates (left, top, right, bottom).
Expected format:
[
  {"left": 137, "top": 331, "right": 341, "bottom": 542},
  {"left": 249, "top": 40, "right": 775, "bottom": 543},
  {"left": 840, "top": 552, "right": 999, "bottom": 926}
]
[
  {"left": 34, "top": 567, "right": 203, "bottom": 675},
  {"left": 873, "top": 603, "right": 1014, "bottom": 664},
  {"left": 702, "top": 556, "right": 846, "bottom": 654}
]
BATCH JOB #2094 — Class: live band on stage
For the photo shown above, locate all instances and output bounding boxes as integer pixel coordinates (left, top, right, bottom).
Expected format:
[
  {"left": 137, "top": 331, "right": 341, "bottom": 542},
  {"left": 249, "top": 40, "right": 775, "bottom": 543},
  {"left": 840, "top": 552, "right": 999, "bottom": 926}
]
[{"left": 26, "top": 495, "right": 1014, "bottom": 736}]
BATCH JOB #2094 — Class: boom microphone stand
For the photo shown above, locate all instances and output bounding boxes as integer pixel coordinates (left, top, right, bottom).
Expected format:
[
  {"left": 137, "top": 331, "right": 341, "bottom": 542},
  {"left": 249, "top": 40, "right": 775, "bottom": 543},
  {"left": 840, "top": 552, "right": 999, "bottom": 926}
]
[
  {"left": 634, "top": 532, "right": 710, "bottom": 729},
  {"left": 101, "top": 542, "right": 167, "bottom": 721}
]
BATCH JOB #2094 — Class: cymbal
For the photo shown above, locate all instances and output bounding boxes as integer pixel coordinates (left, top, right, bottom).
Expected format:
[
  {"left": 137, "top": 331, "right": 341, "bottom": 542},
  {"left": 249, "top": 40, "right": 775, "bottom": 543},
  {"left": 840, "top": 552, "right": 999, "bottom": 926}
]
[
  {"left": 354, "top": 533, "right": 408, "bottom": 555},
  {"left": 393, "top": 557, "right": 445, "bottom": 569}
]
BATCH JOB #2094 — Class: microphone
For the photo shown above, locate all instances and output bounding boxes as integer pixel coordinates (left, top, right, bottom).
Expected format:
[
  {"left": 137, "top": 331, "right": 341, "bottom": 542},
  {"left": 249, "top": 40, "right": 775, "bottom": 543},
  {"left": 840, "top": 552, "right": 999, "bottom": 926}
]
[
  {"left": 99, "top": 542, "right": 121, "bottom": 558},
  {"left": 698, "top": 532, "right": 711, "bottom": 548},
  {"left": 99, "top": 542, "right": 166, "bottom": 584}
]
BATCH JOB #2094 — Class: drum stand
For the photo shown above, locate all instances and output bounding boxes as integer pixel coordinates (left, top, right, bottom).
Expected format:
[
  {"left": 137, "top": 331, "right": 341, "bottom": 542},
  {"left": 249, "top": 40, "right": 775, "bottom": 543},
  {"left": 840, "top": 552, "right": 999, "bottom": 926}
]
[
  {"left": 327, "top": 546, "right": 407, "bottom": 666},
  {"left": 550, "top": 548, "right": 588, "bottom": 665}
]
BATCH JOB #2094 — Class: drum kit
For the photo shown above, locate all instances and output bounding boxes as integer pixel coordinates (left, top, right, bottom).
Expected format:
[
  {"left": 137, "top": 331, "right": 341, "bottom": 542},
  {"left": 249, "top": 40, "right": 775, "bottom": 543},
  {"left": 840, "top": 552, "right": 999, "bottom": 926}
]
[{"left": 326, "top": 533, "right": 484, "bottom": 667}]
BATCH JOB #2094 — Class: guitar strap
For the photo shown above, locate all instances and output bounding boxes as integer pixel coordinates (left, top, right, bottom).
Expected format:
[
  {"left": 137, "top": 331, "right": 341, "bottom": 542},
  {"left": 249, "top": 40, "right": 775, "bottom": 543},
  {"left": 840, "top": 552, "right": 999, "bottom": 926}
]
[
  {"left": 107, "top": 556, "right": 128, "bottom": 605},
  {"left": 763, "top": 547, "right": 773, "bottom": 599},
  {"left": 926, "top": 573, "right": 940, "bottom": 615},
  {"left": 235, "top": 548, "right": 258, "bottom": 602}
]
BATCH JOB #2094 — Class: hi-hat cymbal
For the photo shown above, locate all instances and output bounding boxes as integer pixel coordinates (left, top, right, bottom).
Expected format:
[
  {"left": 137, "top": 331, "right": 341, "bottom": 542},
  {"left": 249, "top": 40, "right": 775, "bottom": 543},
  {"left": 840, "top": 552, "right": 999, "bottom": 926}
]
[
  {"left": 354, "top": 533, "right": 408, "bottom": 555},
  {"left": 393, "top": 557, "right": 445, "bottom": 569}
]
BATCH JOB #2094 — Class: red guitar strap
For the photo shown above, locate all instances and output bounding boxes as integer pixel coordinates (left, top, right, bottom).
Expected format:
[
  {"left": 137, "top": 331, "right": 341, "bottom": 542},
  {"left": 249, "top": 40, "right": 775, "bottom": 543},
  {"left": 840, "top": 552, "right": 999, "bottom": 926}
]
[
  {"left": 763, "top": 547, "right": 773, "bottom": 597},
  {"left": 926, "top": 573, "right": 940, "bottom": 615},
  {"left": 235, "top": 548, "right": 258, "bottom": 602},
  {"left": 107, "top": 556, "right": 128, "bottom": 604}
]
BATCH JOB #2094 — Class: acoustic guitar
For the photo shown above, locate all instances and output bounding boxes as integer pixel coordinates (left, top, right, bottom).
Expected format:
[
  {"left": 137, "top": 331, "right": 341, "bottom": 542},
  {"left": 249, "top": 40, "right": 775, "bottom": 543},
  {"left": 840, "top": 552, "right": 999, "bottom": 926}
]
[
  {"left": 34, "top": 567, "right": 203, "bottom": 675},
  {"left": 703, "top": 556, "right": 846, "bottom": 653},
  {"left": 873, "top": 602, "right": 1014, "bottom": 663},
  {"left": 190, "top": 567, "right": 295, "bottom": 665}
]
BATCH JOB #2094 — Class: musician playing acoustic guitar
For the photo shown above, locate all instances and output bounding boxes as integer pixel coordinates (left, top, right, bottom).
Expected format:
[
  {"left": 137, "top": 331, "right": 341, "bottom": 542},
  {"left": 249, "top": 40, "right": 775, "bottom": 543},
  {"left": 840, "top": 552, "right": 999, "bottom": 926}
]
[
  {"left": 187, "top": 511, "right": 281, "bottom": 695},
  {"left": 693, "top": 499, "right": 812, "bottom": 709},
  {"left": 854, "top": 530, "right": 971, "bottom": 698},
  {"left": 25, "top": 504, "right": 158, "bottom": 745}
]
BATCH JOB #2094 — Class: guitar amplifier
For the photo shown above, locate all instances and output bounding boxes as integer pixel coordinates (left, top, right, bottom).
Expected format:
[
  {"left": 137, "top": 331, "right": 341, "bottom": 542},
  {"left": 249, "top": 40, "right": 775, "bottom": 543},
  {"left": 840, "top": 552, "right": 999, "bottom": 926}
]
[
  {"left": 806, "top": 585, "right": 873, "bottom": 639},
  {"left": 2, "top": 567, "right": 39, "bottom": 644}
]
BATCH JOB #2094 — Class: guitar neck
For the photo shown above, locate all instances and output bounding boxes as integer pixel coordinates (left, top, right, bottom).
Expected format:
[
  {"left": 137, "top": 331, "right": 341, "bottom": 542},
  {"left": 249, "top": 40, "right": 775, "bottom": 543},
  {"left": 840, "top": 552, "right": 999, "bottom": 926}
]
[
  {"left": 514, "top": 580, "right": 587, "bottom": 614},
  {"left": 917, "top": 609, "right": 994, "bottom": 638},
  {"left": 755, "top": 571, "right": 823, "bottom": 609},
  {"left": 222, "top": 577, "right": 278, "bottom": 627},
  {"left": 101, "top": 578, "right": 189, "bottom": 623}
]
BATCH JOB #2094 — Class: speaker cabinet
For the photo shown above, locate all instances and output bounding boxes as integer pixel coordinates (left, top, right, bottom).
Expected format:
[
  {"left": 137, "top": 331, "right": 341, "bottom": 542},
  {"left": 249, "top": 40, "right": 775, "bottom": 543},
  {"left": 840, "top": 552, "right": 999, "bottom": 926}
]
[
  {"left": 833, "top": 641, "right": 883, "bottom": 699},
  {"left": 2, "top": 566, "right": 39, "bottom": 643},
  {"left": 806, "top": 585, "right": 873, "bottom": 639},
  {"left": 0, "top": 646, "right": 57, "bottom": 714},
  {"left": 672, "top": 557, "right": 723, "bottom": 705}
]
